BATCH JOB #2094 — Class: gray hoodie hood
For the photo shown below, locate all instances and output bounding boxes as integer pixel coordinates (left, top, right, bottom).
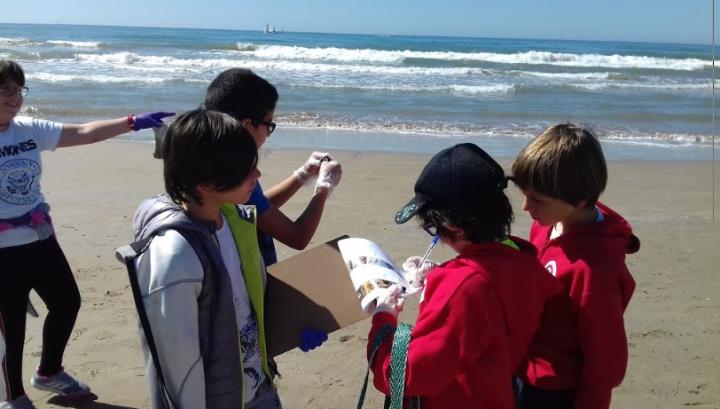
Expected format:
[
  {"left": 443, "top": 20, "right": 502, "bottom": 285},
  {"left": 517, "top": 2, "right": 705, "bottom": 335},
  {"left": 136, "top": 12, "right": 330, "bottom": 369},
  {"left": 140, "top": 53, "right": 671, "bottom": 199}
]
[{"left": 132, "top": 194, "right": 215, "bottom": 242}]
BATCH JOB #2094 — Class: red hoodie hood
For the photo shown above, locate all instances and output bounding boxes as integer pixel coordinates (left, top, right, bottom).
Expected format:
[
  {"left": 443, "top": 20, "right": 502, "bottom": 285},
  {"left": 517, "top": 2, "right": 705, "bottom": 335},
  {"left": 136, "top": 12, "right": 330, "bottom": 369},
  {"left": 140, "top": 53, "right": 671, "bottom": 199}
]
[{"left": 532, "top": 202, "right": 640, "bottom": 257}]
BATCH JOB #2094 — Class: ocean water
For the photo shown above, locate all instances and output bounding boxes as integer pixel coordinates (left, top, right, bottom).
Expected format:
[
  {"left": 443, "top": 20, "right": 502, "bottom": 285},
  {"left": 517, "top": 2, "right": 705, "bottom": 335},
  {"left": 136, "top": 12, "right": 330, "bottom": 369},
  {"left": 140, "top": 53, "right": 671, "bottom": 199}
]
[{"left": 0, "top": 23, "right": 717, "bottom": 160}]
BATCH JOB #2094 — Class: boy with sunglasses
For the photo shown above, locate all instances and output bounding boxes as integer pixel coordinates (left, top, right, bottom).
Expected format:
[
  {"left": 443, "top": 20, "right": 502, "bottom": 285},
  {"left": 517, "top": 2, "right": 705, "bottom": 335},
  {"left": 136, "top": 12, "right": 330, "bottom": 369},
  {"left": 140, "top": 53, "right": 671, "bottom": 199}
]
[
  {"left": 204, "top": 68, "right": 342, "bottom": 267},
  {"left": 365, "top": 143, "right": 561, "bottom": 408}
]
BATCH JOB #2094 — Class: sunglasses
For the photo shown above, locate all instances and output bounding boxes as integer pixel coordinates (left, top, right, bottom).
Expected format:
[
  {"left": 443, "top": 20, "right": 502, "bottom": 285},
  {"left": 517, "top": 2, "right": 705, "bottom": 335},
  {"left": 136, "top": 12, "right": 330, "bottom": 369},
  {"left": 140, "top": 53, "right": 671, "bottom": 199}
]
[{"left": 256, "top": 120, "right": 276, "bottom": 134}]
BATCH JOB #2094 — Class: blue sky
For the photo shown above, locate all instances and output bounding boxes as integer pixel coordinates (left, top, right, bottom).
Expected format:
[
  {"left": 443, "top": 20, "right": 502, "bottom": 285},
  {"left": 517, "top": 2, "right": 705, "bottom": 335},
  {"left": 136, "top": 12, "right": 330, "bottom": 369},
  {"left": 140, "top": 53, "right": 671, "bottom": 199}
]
[{"left": 1, "top": 0, "right": 713, "bottom": 44}]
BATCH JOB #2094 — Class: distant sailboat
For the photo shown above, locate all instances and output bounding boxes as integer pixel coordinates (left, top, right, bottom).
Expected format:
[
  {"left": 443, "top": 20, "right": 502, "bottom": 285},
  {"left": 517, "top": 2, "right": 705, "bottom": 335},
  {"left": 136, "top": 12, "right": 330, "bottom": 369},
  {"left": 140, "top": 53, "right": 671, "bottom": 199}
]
[{"left": 263, "top": 23, "right": 281, "bottom": 34}]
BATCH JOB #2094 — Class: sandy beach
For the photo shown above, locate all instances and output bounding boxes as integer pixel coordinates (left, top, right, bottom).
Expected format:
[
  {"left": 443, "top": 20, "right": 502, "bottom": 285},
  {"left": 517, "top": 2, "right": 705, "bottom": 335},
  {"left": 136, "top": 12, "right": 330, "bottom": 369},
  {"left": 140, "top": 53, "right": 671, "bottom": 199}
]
[{"left": 18, "top": 141, "right": 720, "bottom": 409}]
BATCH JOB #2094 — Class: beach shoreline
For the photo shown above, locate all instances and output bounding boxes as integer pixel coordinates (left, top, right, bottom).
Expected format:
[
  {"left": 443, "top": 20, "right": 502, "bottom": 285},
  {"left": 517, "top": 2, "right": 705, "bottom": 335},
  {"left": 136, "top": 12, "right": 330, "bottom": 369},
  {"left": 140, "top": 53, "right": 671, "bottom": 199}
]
[
  {"left": 121, "top": 127, "right": 719, "bottom": 162},
  {"left": 20, "top": 140, "right": 720, "bottom": 408}
]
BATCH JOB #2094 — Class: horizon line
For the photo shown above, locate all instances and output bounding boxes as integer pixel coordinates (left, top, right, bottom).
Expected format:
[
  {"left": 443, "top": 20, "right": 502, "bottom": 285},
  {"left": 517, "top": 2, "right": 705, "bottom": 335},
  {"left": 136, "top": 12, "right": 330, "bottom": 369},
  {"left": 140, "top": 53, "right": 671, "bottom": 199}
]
[{"left": 0, "top": 21, "right": 713, "bottom": 47}]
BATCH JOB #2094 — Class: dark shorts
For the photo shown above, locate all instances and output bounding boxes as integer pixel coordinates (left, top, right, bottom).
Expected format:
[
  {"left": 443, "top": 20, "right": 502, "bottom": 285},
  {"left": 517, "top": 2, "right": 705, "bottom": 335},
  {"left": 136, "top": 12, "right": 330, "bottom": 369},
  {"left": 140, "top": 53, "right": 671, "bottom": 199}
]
[
  {"left": 246, "top": 381, "right": 282, "bottom": 409},
  {"left": 514, "top": 377, "right": 576, "bottom": 409}
]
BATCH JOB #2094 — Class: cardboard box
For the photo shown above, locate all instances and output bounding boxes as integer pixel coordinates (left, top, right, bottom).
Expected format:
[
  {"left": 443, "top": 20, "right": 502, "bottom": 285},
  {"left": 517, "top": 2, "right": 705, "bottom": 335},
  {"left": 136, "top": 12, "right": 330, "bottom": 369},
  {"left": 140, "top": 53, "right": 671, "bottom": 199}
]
[{"left": 265, "top": 236, "right": 368, "bottom": 357}]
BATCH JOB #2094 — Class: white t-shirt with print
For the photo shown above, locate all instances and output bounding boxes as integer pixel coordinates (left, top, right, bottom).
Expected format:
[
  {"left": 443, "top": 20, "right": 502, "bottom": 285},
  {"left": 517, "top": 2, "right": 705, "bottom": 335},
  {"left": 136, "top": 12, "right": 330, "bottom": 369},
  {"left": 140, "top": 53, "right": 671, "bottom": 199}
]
[
  {"left": 0, "top": 116, "right": 63, "bottom": 248},
  {"left": 216, "top": 215, "right": 265, "bottom": 403}
]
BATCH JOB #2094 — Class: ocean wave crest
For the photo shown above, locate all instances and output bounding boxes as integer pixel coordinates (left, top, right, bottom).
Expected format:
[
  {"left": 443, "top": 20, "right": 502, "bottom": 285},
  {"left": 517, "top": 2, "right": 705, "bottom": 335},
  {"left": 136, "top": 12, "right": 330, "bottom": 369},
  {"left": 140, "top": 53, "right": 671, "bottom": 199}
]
[
  {"left": 277, "top": 114, "right": 713, "bottom": 146},
  {"left": 238, "top": 45, "right": 709, "bottom": 71},
  {"left": 235, "top": 42, "right": 257, "bottom": 51},
  {"left": 71, "top": 52, "right": 489, "bottom": 75},
  {"left": 567, "top": 81, "right": 714, "bottom": 92},
  {"left": 278, "top": 112, "right": 530, "bottom": 137},
  {"left": 28, "top": 72, "right": 205, "bottom": 84},
  {"left": 74, "top": 52, "right": 241, "bottom": 69},
  {"left": 75, "top": 51, "right": 142, "bottom": 64},
  {"left": 47, "top": 40, "right": 102, "bottom": 48},
  {"left": 294, "top": 82, "right": 516, "bottom": 95},
  {"left": 602, "top": 130, "right": 712, "bottom": 146},
  {"left": 513, "top": 71, "right": 612, "bottom": 80},
  {"left": 0, "top": 37, "right": 38, "bottom": 47}
]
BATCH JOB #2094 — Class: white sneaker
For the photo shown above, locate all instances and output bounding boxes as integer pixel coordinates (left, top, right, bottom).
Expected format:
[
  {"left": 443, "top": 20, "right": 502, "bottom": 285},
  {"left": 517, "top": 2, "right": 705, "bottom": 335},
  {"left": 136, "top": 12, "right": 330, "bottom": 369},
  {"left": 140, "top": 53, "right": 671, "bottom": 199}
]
[{"left": 30, "top": 369, "right": 94, "bottom": 399}]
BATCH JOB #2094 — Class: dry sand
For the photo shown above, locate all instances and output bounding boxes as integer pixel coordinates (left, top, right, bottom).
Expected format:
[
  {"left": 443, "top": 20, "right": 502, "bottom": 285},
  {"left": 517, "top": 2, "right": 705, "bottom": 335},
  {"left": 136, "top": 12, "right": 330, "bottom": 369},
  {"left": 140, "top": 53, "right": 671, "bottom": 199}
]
[{"left": 17, "top": 141, "right": 720, "bottom": 408}]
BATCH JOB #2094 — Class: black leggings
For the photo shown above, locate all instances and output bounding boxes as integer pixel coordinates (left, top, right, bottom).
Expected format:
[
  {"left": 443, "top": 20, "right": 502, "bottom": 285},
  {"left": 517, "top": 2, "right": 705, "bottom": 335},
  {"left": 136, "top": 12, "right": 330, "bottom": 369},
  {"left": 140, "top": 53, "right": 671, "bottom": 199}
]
[{"left": 0, "top": 236, "right": 81, "bottom": 400}]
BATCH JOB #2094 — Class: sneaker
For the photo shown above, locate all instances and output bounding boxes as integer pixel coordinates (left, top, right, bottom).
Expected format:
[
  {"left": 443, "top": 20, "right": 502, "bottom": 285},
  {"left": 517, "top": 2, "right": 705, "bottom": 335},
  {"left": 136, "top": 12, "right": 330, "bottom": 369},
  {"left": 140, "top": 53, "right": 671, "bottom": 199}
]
[
  {"left": 0, "top": 395, "right": 38, "bottom": 409},
  {"left": 30, "top": 369, "right": 94, "bottom": 399}
]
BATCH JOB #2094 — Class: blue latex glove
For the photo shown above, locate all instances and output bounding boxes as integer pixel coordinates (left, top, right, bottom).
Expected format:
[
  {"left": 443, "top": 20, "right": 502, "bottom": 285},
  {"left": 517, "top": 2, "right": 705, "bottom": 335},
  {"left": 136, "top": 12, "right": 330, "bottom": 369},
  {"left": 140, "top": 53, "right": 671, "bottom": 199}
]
[
  {"left": 133, "top": 111, "right": 175, "bottom": 131},
  {"left": 299, "top": 327, "right": 328, "bottom": 352}
]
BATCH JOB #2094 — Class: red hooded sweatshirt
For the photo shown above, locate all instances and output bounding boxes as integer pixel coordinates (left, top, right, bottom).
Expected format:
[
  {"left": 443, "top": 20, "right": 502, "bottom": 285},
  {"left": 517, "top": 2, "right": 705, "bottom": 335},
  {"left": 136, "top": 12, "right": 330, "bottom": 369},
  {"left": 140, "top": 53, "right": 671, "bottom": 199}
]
[
  {"left": 517, "top": 202, "right": 639, "bottom": 409},
  {"left": 368, "top": 237, "right": 562, "bottom": 409}
]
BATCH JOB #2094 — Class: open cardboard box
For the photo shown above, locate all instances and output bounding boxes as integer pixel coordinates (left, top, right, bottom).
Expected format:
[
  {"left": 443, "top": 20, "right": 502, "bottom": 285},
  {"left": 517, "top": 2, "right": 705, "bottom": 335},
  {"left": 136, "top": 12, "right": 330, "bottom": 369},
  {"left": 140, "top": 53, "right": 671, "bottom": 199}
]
[{"left": 265, "top": 236, "right": 368, "bottom": 357}]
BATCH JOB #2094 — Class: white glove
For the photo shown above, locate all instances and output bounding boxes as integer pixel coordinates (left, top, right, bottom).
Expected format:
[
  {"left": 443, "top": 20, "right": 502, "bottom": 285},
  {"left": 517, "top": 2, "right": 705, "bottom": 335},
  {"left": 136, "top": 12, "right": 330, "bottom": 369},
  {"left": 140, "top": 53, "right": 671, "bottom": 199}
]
[
  {"left": 293, "top": 152, "right": 331, "bottom": 184},
  {"left": 402, "top": 256, "right": 438, "bottom": 289},
  {"left": 366, "top": 284, "right": 405, "bottom": 318},
  {"left": 314, "top": 160, "right": 342, "bottom": 195}
]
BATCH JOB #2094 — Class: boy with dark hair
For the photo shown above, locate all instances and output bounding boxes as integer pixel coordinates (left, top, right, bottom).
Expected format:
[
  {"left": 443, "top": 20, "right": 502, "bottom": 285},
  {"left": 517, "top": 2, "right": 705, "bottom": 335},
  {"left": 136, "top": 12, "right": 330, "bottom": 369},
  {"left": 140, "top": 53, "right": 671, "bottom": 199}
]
[
  {"left": 204, "top": 68, "right": 279, "bottom": 127},
  {"left": 511, "top": 124, "right": 639, "bottom": 409},
  {"left": 117, "top": 109, "right": 281, "bottom": 409},
  {"left": 204, "top": 68, "right": 342, "bottom": 266},
  {"left": 365, "top": 143, "right": 560, "bottom": 409}
]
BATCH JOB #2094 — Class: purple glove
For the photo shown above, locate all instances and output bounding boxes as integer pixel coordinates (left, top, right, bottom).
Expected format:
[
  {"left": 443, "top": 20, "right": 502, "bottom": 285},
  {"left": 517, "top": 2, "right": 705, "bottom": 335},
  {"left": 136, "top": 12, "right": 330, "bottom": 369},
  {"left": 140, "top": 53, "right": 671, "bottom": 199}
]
[
  {"left": 300, "top": 327, "right": 328, "bottom": 352},
  {"left": 133, "top": 111, "right": 175, "bottom": 131}
]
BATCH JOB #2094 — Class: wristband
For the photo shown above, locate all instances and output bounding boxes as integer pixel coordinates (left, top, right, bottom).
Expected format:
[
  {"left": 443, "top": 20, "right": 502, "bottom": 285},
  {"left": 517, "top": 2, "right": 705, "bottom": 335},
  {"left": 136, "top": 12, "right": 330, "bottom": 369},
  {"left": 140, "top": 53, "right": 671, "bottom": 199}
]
[{"left": 127, "top": 115, "right": 135, "bottom": 131}]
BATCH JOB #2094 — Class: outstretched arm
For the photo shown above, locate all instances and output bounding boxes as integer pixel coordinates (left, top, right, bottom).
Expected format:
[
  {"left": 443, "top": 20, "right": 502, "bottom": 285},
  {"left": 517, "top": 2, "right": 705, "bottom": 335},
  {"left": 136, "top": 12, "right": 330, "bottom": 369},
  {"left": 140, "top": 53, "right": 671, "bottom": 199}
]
[{"left": 58, "top": 112, "right": 173, "bottom": 148}]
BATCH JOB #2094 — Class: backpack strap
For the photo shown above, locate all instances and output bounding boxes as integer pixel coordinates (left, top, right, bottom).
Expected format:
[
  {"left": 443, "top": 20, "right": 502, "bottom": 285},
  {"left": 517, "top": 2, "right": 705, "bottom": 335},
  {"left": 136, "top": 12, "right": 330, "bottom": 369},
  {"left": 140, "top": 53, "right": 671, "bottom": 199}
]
[
  {"left": 357, "top": 323, "right": 421, "bottom": 409},
  {"left": 388, "top": 323, "right": 416, "bottom": 409},
  {"left": 356, "top": 323, "right": 393, "bottom": 409}
]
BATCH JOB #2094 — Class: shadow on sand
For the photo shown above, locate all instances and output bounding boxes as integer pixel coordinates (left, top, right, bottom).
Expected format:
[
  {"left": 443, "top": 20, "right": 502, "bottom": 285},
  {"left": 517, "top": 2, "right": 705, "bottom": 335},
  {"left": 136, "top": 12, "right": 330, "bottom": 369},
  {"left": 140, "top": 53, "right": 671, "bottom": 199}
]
[{"left": 46, "top": 395, "right": 138, "bottom": 409}]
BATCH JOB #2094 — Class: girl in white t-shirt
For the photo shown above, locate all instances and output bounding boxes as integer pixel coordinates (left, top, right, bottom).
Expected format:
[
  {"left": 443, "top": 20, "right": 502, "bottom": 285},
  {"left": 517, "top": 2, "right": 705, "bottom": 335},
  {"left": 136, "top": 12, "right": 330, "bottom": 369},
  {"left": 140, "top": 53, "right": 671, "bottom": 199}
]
[{"left": 0, "top": 60, "right": 172, "bottom": 409}]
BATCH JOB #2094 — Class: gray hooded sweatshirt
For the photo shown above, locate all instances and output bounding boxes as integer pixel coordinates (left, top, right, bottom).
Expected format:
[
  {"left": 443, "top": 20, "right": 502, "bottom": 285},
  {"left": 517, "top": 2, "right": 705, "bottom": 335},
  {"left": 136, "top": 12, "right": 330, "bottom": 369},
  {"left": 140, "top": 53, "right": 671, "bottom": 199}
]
[{"left": 117, "top": 194, "right": 245, "bottom": 409}]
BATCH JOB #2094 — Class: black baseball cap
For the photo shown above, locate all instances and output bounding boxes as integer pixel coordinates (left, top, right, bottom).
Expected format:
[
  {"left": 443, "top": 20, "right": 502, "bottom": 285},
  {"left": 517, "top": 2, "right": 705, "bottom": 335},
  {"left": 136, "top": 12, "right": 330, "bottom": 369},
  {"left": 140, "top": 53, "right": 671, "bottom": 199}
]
[{"left": 394, "top": 143, "right": 507, "bottom": 224}]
